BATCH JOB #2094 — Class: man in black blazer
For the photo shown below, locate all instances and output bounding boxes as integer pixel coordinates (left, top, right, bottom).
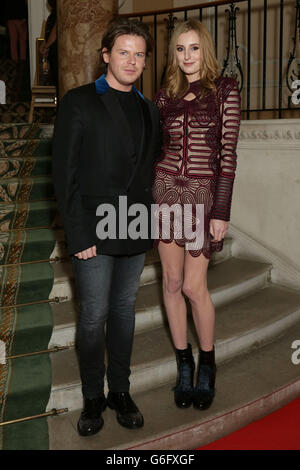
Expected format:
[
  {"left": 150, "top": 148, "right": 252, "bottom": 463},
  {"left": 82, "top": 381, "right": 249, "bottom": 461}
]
[{"left": 52, "top": 18, "right": 160, "bottom": 437}]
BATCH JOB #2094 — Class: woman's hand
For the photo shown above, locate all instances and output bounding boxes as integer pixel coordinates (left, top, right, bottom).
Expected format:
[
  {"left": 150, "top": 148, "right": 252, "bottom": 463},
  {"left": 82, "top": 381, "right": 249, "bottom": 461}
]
[
  {"left": 75, "top": 245, "right": 97, "bottom": 260},
  {"left": 210, "top": 219, "right": 228, "bottom": 242}
]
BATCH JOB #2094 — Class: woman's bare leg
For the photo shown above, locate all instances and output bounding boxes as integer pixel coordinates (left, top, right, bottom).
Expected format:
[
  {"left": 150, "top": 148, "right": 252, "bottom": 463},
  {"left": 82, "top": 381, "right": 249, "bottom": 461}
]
[
  {"left": 182, "top": 252, "right": 215, "bottom": 351},
  {"left": 158, "top": 241, "right": 187, "bottom": 349},
  {"left": 182, "top": 251, "right": 216, "bottom": 409}
]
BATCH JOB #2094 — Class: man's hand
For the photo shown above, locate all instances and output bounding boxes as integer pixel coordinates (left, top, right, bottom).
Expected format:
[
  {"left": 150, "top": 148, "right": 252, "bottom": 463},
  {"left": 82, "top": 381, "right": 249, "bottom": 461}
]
[
  {"left": 210, "top": 219, "right": 228, "bottom": 242},
  {"left": 74, "top": 245, "right": 97, "bottom": 260}
]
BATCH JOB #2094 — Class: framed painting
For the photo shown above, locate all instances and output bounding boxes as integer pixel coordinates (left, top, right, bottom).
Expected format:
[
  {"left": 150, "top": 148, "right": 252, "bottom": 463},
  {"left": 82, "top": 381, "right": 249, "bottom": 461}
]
[{"left": 35, "top": 37, "right": 51, "bottom": 86}]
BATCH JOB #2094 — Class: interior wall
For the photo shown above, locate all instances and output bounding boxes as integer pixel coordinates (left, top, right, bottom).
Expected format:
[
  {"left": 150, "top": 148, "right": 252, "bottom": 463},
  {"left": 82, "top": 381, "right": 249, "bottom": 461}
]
[
  {"left": 133, "top": 0, "right": 173, "bottom": 12},
  {"left": 28, "top": 0, "right": 49, "bottom": 87},
  {"left": 232, "top": 118, "right": 300, "bottom": 272},
  {"left": 119, "top": 0, "right": 133, "bottom": 14}
]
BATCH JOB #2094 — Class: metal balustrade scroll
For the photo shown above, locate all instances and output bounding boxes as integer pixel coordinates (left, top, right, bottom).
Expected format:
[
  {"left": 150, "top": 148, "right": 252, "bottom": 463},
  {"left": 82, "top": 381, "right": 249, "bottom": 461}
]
[
  {"left": 221, "top": 2, "right": 244, "bottom": 91},
  {"left": 161, "top": 12, "right": 178, "bottom": 86},
  {"left": 286, "top": 0, "right": 300, "bottom": 106}
]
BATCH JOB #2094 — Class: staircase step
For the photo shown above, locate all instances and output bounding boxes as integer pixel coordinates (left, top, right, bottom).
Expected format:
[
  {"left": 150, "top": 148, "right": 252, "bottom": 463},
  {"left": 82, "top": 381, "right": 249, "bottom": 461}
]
[
  {"left": 0, "top": 228, "right": 57, "bottom": 266},
  {"left": 49, "top": 238, "right": 234, "bottom": 302},
  {"left": 0, "top": 103, "right": 30, "bottom": 125},
  {"left": 0, "top": 260, "right": 54, "bottom": 306},
  {"left": 50, "top": 282, "right": 299, "bottom": 409},
  {"left": 0, "top": 139, "right": 52, "bottom": 158},
  {"left": 0, "top": 156, "right": 52, "bottom": 179},
  {"left": 9, "top": 303, "right": 54, "bottom": 355},
  {"left": 50, "top": 262, "right": 286, "bottom": 409},
  {"left": 49, "top": 256, "right": 271, "bottom": 344},
  {"left": 47, "top": 319, "right": 300, "bottom": 449},
  {"left": 0, "top": 200, "right": 57, "bottom": 231},
  {"left": 0, "top": 113, "right": 29, "bottom": 124},
  {"left": 0, "top": 111, "right": 56, "bottom": 125},
  {"left": 49, "top": 252, "right": 163, "bottom": 303},
  {"left": 0, "top": 176, "right": 54, "bottom": 203},
  {"left": 0, "top": 123, "right": 54, "bottom": 140},
  {"left": 50, "top": 233, "right": 233, "bottom": 266}
]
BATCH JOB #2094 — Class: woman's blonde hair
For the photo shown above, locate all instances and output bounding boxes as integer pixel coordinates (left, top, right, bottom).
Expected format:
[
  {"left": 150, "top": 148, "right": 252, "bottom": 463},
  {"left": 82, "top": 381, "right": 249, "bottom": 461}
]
[{"left": 164, "top": 18, "right": 220, "bottom": 99}]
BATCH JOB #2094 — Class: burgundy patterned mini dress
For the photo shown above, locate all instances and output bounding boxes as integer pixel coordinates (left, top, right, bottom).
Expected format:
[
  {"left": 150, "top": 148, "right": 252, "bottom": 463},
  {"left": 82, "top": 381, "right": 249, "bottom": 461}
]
[{"left": 153, "top": 76, "right": 241, "bottom": 259}]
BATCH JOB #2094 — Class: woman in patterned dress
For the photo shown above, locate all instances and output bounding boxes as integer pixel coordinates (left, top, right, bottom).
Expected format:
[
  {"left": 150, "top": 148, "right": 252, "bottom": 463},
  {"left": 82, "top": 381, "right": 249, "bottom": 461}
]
[{"left": 153, "top": 19, "right": 241, "bottom": 410}]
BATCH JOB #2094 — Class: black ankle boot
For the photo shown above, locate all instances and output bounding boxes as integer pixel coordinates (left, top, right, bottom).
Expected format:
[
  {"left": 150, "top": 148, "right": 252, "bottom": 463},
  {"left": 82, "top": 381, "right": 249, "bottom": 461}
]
[
  {"left": 193, "top": 347, "right": 216, "bottom": 411},
  {"left": 173, "top": 343, "right": 195, "bottom": 408}
]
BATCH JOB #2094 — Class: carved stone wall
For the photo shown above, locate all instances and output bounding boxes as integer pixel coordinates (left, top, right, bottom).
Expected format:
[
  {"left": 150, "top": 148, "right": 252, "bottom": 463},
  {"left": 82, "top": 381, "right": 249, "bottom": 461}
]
[
  {"left": 57, "top": 0, "right": 118, "bottom": 98},
  {"left": 232, "top": 118, "right": 300, "bottom": 271}
]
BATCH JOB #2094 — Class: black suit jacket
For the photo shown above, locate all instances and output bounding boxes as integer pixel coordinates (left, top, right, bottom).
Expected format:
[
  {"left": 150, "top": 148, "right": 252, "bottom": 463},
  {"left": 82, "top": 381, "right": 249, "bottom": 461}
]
[{"left": 52, "top": 75, "right": 161, "bottom": 256}]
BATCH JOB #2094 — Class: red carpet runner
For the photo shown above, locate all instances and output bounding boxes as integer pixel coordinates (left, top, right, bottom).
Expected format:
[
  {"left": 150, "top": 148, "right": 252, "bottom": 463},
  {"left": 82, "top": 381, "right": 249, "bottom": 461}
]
[{"left": 197, "top": 397, "right": 300, "bottom": 450}]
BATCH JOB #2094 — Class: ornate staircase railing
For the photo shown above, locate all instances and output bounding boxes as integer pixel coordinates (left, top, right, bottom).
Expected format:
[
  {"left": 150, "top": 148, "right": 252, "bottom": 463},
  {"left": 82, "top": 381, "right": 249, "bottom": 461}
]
[{"left": 120, "top": 0, "right": 300, "bottom": 119}]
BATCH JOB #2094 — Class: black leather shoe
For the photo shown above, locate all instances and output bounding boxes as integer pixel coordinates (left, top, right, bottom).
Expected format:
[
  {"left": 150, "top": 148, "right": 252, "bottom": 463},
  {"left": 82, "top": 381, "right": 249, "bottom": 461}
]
[
  {"left": 107, "top": 392, "right": 144, "bottom": 429},
  {"left": 77, "top": 395, "right": 107, "bottom": 437}
]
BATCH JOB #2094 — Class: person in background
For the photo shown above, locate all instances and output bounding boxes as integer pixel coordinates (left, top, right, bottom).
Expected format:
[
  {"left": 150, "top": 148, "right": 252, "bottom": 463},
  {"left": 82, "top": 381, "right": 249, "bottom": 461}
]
[
  {"left": 40, "top": 0, "right": 58, "bottom": 89},
  {"left": 4, "top": 0, "right": 28, "bottom": 62}
]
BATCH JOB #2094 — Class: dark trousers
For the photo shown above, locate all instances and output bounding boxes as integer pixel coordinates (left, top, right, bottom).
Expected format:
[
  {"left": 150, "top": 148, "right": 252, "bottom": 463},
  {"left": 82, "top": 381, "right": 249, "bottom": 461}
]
[
  {"left": 7, "top": 19, "right": 27, "bottom": 62},
  {"left": 71, "top": 252, "right": 145, "bottom": 399}
]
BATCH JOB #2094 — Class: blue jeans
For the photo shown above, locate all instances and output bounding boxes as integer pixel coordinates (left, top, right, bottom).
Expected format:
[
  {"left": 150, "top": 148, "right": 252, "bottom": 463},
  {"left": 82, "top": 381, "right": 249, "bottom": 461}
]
[{"left": 71, "top": 252, "right": 145, "bottom": 399}]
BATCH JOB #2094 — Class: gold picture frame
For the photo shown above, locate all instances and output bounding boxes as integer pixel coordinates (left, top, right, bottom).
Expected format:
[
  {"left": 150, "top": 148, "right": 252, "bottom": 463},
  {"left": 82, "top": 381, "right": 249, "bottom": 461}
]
[{"left": 35, "top": 37, "right": 51, "bottom": 86}]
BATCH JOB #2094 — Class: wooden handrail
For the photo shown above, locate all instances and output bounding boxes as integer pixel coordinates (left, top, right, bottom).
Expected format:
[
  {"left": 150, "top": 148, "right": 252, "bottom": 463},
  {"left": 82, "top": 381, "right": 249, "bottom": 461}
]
[{"left": 120, "top": 0, "right": 248, "bottom": 18}]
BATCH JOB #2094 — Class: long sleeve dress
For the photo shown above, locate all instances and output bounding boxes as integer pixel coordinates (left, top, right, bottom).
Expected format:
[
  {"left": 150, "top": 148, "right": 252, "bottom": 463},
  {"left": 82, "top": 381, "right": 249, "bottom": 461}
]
[{"left": 153, "top": 76, "right": 241, "bottom": 259}]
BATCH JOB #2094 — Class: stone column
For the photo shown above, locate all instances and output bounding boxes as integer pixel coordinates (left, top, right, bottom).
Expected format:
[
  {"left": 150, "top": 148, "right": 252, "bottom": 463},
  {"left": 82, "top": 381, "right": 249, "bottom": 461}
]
[{"left": 57, "top": 0, "right": 118, "bottom": 98}]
